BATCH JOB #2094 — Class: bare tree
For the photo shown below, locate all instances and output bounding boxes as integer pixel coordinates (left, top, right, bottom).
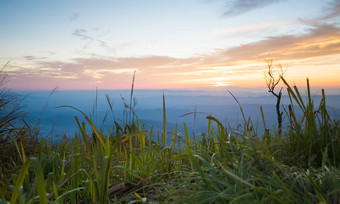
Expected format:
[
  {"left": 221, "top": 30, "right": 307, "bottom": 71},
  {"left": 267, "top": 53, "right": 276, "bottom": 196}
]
[{"left": 265, "top": 60, "right": 286, "bottom": 135}]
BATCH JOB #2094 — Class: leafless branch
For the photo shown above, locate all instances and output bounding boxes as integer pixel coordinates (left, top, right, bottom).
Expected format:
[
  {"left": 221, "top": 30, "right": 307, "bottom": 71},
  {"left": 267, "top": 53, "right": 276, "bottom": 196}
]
[{"left": 264, "top": 60, "right": 287, "bottom": 135}]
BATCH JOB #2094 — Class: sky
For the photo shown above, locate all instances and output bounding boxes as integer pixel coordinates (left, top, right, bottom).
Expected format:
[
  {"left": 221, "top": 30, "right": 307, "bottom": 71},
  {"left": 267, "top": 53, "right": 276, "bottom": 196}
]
[{"left": 1, "top": 0, "right": 340, "bottom": 91}]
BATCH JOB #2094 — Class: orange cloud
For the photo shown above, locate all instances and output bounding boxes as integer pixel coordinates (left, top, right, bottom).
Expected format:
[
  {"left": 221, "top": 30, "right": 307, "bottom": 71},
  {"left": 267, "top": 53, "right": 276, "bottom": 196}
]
[{"left": 6, "top": 24, "right": 340, "bottom": 90}]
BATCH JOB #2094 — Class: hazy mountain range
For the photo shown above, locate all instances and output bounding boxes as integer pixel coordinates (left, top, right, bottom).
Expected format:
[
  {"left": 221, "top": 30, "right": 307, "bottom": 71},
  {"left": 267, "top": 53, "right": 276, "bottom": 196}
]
[{"left": 16, "top": 89, "right": 340, "bottom": 142}]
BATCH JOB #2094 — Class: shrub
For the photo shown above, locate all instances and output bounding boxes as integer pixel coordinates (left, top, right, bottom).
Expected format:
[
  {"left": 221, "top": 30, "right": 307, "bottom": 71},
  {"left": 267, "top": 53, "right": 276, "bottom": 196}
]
[{"left": 0, "top": 66, "right": 38, "bottom": 169}]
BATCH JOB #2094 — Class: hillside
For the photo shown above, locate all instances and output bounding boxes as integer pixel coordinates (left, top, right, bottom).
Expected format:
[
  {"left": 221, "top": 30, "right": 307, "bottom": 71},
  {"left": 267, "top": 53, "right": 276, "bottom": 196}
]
[{"left": 0, "top": 78, "right": 339, "bottom": 203}]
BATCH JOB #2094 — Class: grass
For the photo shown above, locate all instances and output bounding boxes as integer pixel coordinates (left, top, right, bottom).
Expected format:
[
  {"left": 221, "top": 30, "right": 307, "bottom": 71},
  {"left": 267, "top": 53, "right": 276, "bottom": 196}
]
[{"left": 0, "top": 76, "right": 339, "bottom": 203}]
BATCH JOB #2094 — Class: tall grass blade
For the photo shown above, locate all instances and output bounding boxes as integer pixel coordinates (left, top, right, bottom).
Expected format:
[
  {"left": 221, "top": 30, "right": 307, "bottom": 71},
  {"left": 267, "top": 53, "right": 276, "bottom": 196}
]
[
  {"left": 10, "top": 159, "right": 31, "bottom": 203},
  {"left": 162, "top": 92, "right": 167, "bottom": 147},
  {"left": 30, "top": 157, "right": 48, "bottom": 203}
]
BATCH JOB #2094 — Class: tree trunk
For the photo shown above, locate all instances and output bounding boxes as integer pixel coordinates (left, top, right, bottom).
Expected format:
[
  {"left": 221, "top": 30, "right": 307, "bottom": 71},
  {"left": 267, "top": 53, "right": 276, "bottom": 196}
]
[{"left": 276, "top": 91, "right": 283, "bottom": 135}]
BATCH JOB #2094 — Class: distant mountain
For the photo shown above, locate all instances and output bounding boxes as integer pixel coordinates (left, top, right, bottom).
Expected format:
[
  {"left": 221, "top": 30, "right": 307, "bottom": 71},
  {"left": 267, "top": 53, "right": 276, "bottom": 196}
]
[{"left": 17, "top": 89, "right": 340, "bottom": 141}]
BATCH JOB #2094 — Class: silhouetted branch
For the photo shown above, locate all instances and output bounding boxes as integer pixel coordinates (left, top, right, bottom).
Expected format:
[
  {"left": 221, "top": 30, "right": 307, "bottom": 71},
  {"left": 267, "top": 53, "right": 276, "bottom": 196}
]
[{"left": 265, "top": 60, "right": 287, "bottom": 135}]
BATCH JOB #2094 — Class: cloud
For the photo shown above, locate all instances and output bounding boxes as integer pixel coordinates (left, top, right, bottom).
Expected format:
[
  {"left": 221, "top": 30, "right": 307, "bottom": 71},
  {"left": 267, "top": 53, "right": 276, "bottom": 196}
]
[
  {"left": 155, "top": 24, "right": 340, "bottom": 87},
  {"left": 72, "top": 29, "right": 109, "bottom": 48},
  {"left": 323, "top": 0, "right": 340, "bottom": 19},
  {"left": 31, "top": 56, "right": 196, "bottom": 89},
  {"left": 8, "top": 24, "right": 340, "bottom": 89},
  {"left": 69, "top": 13, "right": 79, "bottom": 21},
  {"left": 25, "top": 55, "right": 196, "bottom": 82},
  {"left": 73, "top": 29, "right": 92, "bottom": 41},
  {"left": 71, "top": 56, "right": 198, "bottom": 71},
  {"left": 208, "top": 21, "right": 292, "bottom": 40},
  {"left": 222, "top": 0, "right": 284, "bottom": 16},
  {"left": 299, "top": 0, "right": 340, "bottom": 24},
  {"left": 24, "top": 55, "right": 48, "bottom": 61},
  {"left": 217, "top": 24, "right": 340, "bottom": 61},
  {"left": 24, "top": 56, "right": 37, "bottom": 61}
]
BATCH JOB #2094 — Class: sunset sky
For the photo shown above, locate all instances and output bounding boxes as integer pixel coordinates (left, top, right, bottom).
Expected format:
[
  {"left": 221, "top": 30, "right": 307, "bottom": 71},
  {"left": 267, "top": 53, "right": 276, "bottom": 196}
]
[{"left": 1, "top": 0, "right": 340, "bottom": 90}]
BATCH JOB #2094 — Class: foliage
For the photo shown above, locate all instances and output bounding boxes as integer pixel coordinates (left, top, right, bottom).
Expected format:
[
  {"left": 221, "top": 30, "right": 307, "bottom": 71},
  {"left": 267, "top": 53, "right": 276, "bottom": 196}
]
[
  {"left": 0, "top": 75, "right": 339, "bottom": 203},
  {"left": 0, "top": 66, "right": 39, "bottom": 171}
]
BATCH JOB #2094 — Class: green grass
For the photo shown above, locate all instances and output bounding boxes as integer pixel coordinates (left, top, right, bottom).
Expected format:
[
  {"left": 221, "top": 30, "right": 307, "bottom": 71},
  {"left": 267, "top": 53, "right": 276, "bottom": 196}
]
[{"left": 0, "top": 77, "right": 339, "bottom": 203}]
